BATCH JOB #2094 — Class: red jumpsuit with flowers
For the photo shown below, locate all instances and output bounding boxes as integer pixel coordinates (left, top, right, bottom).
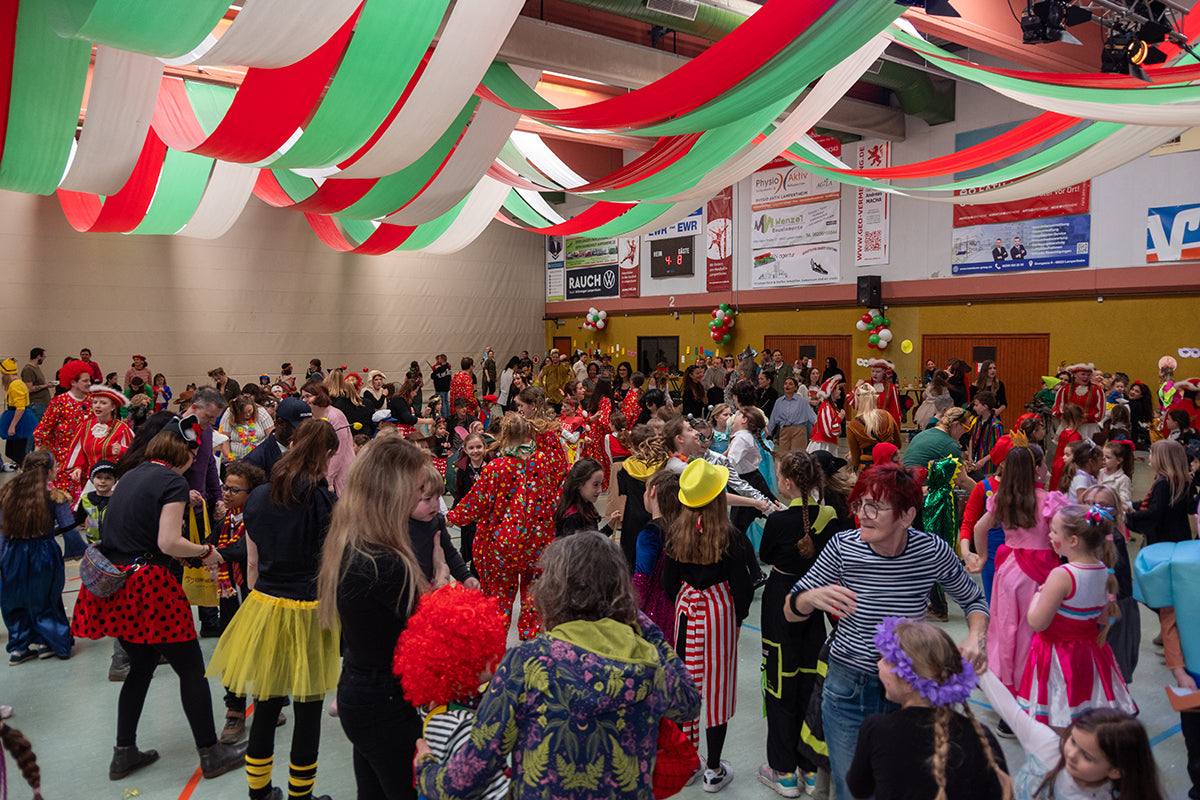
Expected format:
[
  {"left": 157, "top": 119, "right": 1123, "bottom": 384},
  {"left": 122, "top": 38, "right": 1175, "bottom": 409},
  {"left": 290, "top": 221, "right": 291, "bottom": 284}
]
[
  {"left": 449, "top": 370, "right": 477, "bottom": 415},
  {"left": 620, "top": 388, "right": 641, "bottom": 425},
  {"left": 32, "top": 393, "right": 91, "bottom": 499},
  {"left": 447, "top": 451, "right": 559, "bottom": 640},
  {"left": 581, "top": 397, "right": 613, "bottom": 491},
  {"left": 534, "top": 426, "right": 568, "bottom": 487}
]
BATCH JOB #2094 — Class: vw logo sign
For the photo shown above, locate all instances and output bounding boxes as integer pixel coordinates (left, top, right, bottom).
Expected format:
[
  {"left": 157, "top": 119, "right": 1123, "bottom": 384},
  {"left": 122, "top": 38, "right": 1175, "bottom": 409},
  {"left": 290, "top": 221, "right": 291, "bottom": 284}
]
[{"left": 603, "top": 269, "right": 616, "bottom": 290}]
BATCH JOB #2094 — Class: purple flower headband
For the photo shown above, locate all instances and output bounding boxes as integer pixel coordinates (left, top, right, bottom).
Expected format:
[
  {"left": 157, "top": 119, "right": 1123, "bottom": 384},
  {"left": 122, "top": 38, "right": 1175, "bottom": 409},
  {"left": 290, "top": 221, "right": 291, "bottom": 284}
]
[{"left": 874, "top": 617, "right": 977, "bottom": 707}]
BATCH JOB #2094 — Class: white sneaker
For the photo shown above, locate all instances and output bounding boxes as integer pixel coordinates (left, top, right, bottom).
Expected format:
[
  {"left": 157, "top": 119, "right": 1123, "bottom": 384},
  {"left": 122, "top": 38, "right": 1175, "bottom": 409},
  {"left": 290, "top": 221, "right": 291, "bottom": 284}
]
[
  {"left": 684, "top": 763, "right": 705, "bottom": 787},
  {"left": 702, "top": 760, "right": 733, "bottom": 793},
  {"left": 757, "top": 764, "right": 802, "bottom": 798}
]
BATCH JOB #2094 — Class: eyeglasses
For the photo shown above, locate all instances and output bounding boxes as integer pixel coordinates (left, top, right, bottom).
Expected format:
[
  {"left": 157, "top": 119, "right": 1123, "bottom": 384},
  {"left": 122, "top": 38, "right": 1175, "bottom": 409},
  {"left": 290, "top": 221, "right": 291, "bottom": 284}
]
[
  {"left": 221, "top": 485, "right": 248, "bottom": 494},
  {"left": 850, "top": 499, "right": 893, "bottom": 520}
]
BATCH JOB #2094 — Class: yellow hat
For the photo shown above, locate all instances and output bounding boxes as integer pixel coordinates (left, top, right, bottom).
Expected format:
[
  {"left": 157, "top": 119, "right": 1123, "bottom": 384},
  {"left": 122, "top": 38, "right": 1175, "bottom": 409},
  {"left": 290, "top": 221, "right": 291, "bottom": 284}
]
[
  {"left": 678, "top": 459, "right": 729, "bottom": 508},
  {"left": 0, "top": 358, "right": 16, "bottom": 375}
]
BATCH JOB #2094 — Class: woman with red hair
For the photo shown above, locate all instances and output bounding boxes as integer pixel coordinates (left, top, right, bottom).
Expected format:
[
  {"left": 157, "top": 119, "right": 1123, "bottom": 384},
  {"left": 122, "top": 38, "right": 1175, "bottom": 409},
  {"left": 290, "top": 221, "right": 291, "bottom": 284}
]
[
  {"left": 32, "top": 360, "right": 93, "bottom": 500},
  {"left": 783, "top": 463, "right": 989, "bottom": 800}
]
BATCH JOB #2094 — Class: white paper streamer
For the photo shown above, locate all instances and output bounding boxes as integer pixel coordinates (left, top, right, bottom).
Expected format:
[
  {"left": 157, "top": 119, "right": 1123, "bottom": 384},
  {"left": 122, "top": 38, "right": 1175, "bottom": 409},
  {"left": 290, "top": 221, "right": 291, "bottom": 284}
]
[
  {"left": 161, "top": 0, "right": 361, "bottom": 69},
  {"left": 176, "top": 160, "right": 259, "bottom": 238},
  {"left": 336, "top": 0, "right": 525, "bottom": 178},
  {"left": 510, "top": 131, "right": 588, "bottom": 190},
  {"left": 516, "top": 187, "right": 565, "bottom": 224},
  {"left": 420, "top": 175, "right": 512, "bottom": 254},
  {"left": 59, "top": 47, "right": 163, "bottom": 194}
]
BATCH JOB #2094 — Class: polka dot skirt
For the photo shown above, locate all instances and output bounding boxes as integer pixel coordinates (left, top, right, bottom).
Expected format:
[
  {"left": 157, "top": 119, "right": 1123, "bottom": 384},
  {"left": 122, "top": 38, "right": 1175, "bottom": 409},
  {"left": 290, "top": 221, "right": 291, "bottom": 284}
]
[{"left": 72, "top": 564, "right": 197, "bottom": 644}]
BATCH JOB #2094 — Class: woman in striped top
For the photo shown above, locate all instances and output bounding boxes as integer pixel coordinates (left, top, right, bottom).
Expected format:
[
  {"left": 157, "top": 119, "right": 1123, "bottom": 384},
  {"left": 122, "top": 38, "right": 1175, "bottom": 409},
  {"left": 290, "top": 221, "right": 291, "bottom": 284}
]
[{"left": 783, "top": 462, "right": 988, "bottom": 800}]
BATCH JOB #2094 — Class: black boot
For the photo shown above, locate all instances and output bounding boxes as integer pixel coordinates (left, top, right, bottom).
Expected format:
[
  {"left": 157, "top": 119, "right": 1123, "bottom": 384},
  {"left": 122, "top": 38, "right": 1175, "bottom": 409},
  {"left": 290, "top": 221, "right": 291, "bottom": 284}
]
[
  {"left": 109, "top": 745, "right": 159, "bottom": 780},
  {"left": 198, "top": 740, "right": 248, "bottom": 779}
]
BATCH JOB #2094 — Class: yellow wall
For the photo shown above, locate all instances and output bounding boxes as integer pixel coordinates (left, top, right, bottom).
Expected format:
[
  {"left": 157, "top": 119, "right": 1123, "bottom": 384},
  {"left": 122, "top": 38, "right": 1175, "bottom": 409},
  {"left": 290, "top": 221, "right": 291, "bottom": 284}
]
[{"left": 546, "top": 293, "right": 1197, "bottom": 385}]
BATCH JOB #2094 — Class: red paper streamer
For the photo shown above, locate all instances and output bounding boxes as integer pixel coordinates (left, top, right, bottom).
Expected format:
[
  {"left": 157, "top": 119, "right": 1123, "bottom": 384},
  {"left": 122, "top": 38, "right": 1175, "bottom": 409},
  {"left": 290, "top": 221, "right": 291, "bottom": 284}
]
[
  {"left": 252, "top": 169, "right": 304, "bottom": 207},
  {"left": 57, "top": 130, "right": 168, "bottom": 232},
  {"left": 476, "top": 0, "right": 837, "bottom": 130},
  {"left": 304, "top": 213, "right": 416, "bottom": 255},
  {"left": 0, "top": 1, "right": 20, "bottom": 166}
]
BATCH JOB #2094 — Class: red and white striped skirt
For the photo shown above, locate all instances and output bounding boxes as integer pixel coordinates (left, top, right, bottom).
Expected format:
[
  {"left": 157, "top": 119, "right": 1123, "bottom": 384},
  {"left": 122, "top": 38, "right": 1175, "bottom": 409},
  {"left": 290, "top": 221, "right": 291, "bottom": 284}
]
[{"left": 675, "top": 580, "right": 738, "bottom": 741}]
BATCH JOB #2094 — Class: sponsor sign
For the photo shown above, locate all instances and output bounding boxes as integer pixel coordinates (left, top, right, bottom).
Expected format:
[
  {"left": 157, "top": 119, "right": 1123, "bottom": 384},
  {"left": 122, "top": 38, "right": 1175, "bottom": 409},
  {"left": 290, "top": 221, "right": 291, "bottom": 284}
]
[
  {"left": 751, "top": 200, "right": 840, "bottom": 248},
  {"left": 617, "top": 236, "right": 640, "bottom": 297},
  {"left": 1147, "top": 203, "right": 1200, "bottom": 262},
  {"left": 564, "top": 236, "right": 619, "bottom": 269},
  {"left": 952, "top": 181, "right": 1090, "bottom": 227},
  {"left": 706, "top": 187, "right": 734, "bottom": 292},
  {"left": 545, "top": 235, "right": 564, "bottom": 302},
  {"left": 646, "top": 207, "right": 705, "bottom": 240},
  {"left": 951, "top": 214, "right": 1090, "bottom": 275},
  {"left": 565, "top": 262, "right": 619, "bottom": 300},
  {"left": 750, "top": 243, "right": 840, "bottom": 288},
  {"left": 855, "top": 140, "right": 890, "bottom": 267}
]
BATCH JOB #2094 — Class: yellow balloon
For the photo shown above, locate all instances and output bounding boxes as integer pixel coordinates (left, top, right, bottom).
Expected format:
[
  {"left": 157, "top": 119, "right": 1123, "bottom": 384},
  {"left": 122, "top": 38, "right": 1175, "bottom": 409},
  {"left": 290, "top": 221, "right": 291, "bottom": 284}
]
[{"left": 900, "top": 339, "right": 913, "bottom": 354}]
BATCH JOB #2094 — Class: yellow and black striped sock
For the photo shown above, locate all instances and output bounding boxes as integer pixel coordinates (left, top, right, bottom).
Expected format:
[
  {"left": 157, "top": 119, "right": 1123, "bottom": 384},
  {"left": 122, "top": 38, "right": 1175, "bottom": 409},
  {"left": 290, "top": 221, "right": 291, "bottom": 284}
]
[
  {"left": 246, "top": 754, "right": 273, "bottom": 797},
  {"left": 288, "top": 760, "right": 317, "bottom": 799}
]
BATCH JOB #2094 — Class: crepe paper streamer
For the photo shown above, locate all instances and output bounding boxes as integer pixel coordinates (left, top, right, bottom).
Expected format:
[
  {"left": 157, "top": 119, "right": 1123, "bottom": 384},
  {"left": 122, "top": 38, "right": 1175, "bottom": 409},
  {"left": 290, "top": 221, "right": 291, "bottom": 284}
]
[
  {"left": 477, "top": 0, "right": 837, "bottom": 132},
  {"left": 0, "top": 3, "right": 20, "bottom": 168},
  {"left": 509, "top": 130, "right": 587, "bottom": 190},
  {"left": 162, "top": 0, "right": 360, "bottom": 69},
  {"left": 264, "top": 0, "right": 450, "bottom": 170},
  {"left": 494, "top": 140, "right": 568, "bottom": 191},
  {"left": 336, "top": 0, "right": 525, "bottom": 178},
  {"left": 422, "top": 176, "right": 512, "bottom": 255},
  {"left": 307, "top": 98, "right": 479, "bottom": 219},
  {"left": 0, "top": 2, "right": 91, "bottom": 195},
  {"left": 129, "top": 147, "right": 214, "bottom": 235},
  {"left": 254, "top": 168, "right": 319, "bottom": 207},
  {"left": 488, "top": 155, "right": 558, "bottom": 192},
  {"left": 176, "top": 159, "right": 259, "bottom": 239},
  {"left": 59, "top": 47, "right": 163, "bottom": 194},
  {"left": 385, "top": 67, "right": 539, "bottom": 225},
  {"left": 515, "top": 188, "right": 565, "bottom": 226},
  {"left": 57, "top": 130, "right": 167, "bottom": 232},
  {"left": 306, "top": 213, "right": 417, "bottom": 255},
  {"left": 498, "top": 189, "right": 554, "bottom": 228},
  {"left": 153, "top": 11, "right": 360, "bottom": 163},
  {"left": 44, "top": 0, "right": 230, "bottom": 59}
]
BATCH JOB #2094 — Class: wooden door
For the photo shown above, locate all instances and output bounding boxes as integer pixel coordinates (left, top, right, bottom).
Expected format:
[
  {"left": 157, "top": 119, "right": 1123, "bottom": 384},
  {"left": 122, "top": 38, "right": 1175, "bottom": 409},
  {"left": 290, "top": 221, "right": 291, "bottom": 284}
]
[
  {"left": 763, "top": 335, "right": 852, "bottom": 382},
  {"left": 553, "top": 336, "right": 573, "bottom": 356},
  {"left": 921, "top": 334, "right": 1050, "bottom": 431}
]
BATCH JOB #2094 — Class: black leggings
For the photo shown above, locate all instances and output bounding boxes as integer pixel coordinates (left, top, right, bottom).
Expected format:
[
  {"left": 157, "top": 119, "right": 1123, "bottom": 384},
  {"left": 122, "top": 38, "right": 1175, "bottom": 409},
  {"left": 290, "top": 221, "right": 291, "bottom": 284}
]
[
  {"left": 117, "top": 638, "right": 216, "bottom": 748},
  {"left": 247, "top": 696, "right": 323, "bottom": 800},
  {"left": 4, "top": 437, "right": 27, "bottom": 466}
]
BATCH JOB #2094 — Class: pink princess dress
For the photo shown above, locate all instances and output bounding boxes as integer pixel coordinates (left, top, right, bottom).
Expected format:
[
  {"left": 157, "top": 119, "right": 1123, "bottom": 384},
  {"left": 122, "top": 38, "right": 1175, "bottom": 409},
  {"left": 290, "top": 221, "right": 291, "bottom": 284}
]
[
  {"left": 986, "top": 489, "right": 1069, "bottom": 693},
  {"left": 1017, "top": 562, "right": 1137, "bottom": 727}
]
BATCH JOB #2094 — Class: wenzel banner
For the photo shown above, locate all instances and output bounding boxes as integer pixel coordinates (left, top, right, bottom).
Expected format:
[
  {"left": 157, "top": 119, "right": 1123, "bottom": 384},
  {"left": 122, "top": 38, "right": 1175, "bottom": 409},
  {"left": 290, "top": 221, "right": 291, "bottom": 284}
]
[
  {"left": 854, "top": 140, "right": 889, "bottom": 267},
  {"left": 1147, "top": 203, "right": 1200, "bottom": 262},
  {"left": 751, "top": 243, "right": 840, "bottom": 288},
  {"left": 951, "top": 215, "right": 1090, "bottom": 275},
  {"left": 751, "top": 154, "right": 841, "bottom": 249}
]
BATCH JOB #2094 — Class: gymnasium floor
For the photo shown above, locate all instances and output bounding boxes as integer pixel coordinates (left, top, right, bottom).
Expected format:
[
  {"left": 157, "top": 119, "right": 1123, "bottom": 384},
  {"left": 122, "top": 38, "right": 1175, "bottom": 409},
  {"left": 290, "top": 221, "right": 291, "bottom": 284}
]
[{"left": 2, "top": 457, "right": 1194, "bottom": 799}]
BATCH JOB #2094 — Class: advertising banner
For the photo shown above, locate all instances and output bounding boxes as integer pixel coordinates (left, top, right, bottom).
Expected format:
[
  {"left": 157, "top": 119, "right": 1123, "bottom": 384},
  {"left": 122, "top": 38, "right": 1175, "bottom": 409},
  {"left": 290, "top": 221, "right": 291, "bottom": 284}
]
[
  {"left": 617, "top": 236, "right": 640, "bottom": 297},
  {"left": 952, "top": 181, "right": 1090, "bottom": 227},
  {"left": 646, "top": 207, "right": 704, "bottom": 240},
  {"left": 1147, "top": 203, "right": 1200, "bottom": 262},
  {"left": 855, "top": 140, "right": 890, "bottom": 266},
  {"left": 545, "top": 235, "right": 564, "bottom": 302},
  {"left": 750, "top": 156, "right": 840, "bottom": 249},
  {"left": 951, "top": 214, "right": 1090, "bottom": 275},
  {"left": 751, "top": 243, "right": 840, "bottom": 288},
  {"left": 565, "top": 262, "right": 620, "bottom": 300},
  {"left": 564, "top": 236, "right": 619, "bottom": 269},
  {"left": 706, "top": 186, "right": 733, "bottom": 292}
]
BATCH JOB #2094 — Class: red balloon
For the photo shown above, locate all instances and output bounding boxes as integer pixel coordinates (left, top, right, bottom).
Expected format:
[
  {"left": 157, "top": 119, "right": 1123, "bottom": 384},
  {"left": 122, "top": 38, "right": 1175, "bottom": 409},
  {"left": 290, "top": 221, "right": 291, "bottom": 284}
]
[
  {"left": 861, "top": 314, "right": 872, "bottom": 323},
  {"left": 712, "top": 309, "right": 719, "bottom": 318}
]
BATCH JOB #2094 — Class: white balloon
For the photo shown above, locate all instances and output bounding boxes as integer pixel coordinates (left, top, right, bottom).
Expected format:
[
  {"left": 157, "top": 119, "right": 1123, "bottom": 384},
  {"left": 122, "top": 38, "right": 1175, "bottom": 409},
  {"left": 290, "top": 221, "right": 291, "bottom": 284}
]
[
  {"left": 878, "top": 339, "right": 889, "bottom": 349},
  {"left": 598, "top": 310, "right": 607, "bottom": 320},
  {"left": 856, "top": 320, "right": 869, "bottom": 331},
  {"left": 596, "top": 319, "right": 606, "bottom": 329},
  {"left": 726, "top": 317, "right": 735, "bottom": 328},
  {"left": 879, "top": 329, "right": 893, "bottom": 342}
]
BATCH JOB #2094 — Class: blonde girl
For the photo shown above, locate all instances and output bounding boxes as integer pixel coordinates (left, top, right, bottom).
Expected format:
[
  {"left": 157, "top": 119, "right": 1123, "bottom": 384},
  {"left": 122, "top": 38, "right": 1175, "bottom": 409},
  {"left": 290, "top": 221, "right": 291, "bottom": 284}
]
[
  {"left": 318, "top": 436, "right": 431, "bottom": 800},
  {"left": 845, "top": 384, "right": 900, "bottom": 472},
  {"left": 847, "top": 619, "right": 1010, "bottom": 800},
  {"left": 1127, "top": 439, "right": 1192, "bottom": 546},
  {"left": 1099, "top": 439, "right": 1135, "bottom": 510}
]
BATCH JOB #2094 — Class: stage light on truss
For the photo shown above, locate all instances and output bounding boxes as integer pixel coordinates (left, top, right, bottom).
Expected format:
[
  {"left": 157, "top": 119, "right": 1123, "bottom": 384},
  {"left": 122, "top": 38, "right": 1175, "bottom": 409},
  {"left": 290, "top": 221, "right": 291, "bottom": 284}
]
[
  {"left": 1101, "top": 26, "right": 1161, "bottom": 81},
  {"left": 1020, "top": 1, "right": 1090, "bottom": 45}
]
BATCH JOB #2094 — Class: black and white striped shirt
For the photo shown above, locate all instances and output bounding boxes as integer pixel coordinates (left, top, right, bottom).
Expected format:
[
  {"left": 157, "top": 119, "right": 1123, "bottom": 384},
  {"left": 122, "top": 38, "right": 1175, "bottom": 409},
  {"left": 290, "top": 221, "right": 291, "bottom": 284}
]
[
  {"left": 792, "top": 528, "right": 988, "bottom": 673},
  {"left": 424, "top": 707, "right": 509, "bottom": 800}
]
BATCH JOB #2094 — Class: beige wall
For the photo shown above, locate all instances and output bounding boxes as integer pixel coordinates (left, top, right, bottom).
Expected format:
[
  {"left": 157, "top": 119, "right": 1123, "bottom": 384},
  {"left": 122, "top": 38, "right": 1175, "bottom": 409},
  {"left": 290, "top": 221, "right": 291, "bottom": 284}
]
[{"left": 1, "top": 191, "right": 545, "bottom": 388}]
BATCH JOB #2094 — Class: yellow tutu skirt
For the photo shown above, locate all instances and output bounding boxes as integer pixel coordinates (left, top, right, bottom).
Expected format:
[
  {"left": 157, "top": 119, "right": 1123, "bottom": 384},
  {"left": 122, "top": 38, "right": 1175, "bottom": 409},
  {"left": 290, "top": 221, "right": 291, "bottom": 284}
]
[{"left": 206, "top": 591, "right": 340, "bottom": 703}]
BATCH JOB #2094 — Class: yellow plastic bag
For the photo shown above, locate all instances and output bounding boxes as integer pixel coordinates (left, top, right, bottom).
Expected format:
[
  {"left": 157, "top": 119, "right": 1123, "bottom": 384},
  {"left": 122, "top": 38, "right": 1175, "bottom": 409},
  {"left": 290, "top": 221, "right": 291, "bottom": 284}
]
[{"left": 182, "top": 507, "right": 219, "bottom": 607}]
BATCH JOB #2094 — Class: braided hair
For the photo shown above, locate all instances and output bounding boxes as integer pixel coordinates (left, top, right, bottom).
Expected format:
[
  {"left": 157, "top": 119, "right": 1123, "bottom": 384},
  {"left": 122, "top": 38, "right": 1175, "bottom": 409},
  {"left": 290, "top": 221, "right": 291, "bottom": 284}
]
[
  {"left": 776, "top": 451, "right": 823, "bottom": 558},
  {"left": 1, "top": 722, "right": 42, "bottom": 797}
]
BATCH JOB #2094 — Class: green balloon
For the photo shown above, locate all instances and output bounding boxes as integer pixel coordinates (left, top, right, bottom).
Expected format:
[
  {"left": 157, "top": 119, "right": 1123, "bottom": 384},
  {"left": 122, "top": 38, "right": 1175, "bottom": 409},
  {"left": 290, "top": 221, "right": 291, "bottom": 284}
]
[
  {"left": 869, "top": 334, "right": 880, "bottom": 344},
  {"left": 721, "top": 333, "right": 732, "bottom": 344},
  {"left": 871, "top": 315, "right": 883, "bottom": 326},
  {"left": 882, "top": 317, "right": 890, "bottom": 326},
  {"left": 719, "top": 303, "right": 730, "bottom": 312}
]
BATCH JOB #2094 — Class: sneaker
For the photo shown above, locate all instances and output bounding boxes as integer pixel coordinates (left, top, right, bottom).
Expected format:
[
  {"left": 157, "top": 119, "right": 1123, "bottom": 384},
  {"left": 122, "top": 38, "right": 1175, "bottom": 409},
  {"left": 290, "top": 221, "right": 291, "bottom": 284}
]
[
  {"left": 108, "top": 657, "right": 131, "bottom": 682},
  {"left": 684, "top": 763, "right": 705, "bottom": 787},
  {"left": 703, "top": 760, "right": 734, "bottom": 793},
  {"left": 219, "top": 711, "right": 245, "bottom": 744},
  {"left": 757, "top": 764, "right": 801, "bottom": 797},
  {"left": 8, "top": 649, "right": 36, "bottom": 666},
  {"left": 995, "top": 719, "right": 1016, "bottom": 739},
  {"left": 803, "top": 772, "right": 817, "bottom": 795},
  {"left": 36, "top": 645, "right": 56, "bottom": 660}
]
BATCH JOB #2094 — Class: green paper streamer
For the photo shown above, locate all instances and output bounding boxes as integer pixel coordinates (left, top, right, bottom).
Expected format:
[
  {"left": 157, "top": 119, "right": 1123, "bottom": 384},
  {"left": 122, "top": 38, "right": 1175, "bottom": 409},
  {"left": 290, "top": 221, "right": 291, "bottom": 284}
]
[
  {"left": 269, "top": 168, "right": 319, "bottom": 203},
  {"left": 44, "top": 0, "right": 230, "bottom": 58},
  {"left": 264, "top": 0, "right": 452, "bottom": 169},
  {"left": 184, "top": 81, "right": 237, "bottom": 138},
  {"left": 0, "top": 2, "right": 90, "bottom": 194},
  {"left": 130, "top": 148, "right": 214, "bottom": 235}
]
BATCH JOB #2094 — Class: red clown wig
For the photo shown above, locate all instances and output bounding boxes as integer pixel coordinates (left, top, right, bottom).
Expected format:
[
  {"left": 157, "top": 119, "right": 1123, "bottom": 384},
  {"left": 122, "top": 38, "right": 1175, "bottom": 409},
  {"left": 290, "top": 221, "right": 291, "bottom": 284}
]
[{"left": 393, "top": 584, "right": 509, "bottom": 707}]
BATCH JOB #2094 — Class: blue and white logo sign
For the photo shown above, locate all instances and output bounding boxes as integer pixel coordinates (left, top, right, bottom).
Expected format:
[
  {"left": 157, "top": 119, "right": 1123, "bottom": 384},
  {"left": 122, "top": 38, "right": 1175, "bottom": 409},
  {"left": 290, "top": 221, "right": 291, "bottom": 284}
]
[{"left": 1147, "top": 203, "right": 1200, "bottom": 263}]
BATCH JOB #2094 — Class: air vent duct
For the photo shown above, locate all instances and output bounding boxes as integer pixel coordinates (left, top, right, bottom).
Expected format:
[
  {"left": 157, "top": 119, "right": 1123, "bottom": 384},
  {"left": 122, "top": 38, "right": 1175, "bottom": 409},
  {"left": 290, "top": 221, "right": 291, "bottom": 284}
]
[{"left": 645, "top": 0, "right": 699, "bottom": 22}]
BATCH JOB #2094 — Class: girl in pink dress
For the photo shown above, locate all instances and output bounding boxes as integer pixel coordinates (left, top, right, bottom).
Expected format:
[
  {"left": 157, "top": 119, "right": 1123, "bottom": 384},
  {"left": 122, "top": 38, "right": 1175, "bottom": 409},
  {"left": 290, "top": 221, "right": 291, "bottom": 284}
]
[
  {"left": 973, "top": 446, "right": 1066, "bottom": 693},
  {"left": 1017, "top": 504, "right": 1137, "bottom": 728}
]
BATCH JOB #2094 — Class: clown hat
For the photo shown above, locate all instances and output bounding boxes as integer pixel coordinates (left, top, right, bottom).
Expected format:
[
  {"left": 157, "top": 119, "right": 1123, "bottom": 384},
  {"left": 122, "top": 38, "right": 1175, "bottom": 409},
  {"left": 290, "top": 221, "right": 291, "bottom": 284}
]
[
  {"left": 58, "top": 359, "right": 92, "bottom": 389},
  {"left": 0, "top": 358, "right": 16, "bottom": 375},
  {"left": 678, "top": 459, "right": 729, "bottom": 508},
  {"left": 89, "top": 384, "right": 128, "bottom": 407},
  {"left": 866, "top": 358, "right": 894, "bottom": 372},
  {"left": 1063, "top": 362, "right": 1095, "bottom": 374}
]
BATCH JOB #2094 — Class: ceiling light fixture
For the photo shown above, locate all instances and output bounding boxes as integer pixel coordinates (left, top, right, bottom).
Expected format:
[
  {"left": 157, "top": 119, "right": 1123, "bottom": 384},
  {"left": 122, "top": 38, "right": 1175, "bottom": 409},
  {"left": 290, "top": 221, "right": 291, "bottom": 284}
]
[{"left": 1020, "top": 0, "right": 1091, "bottom": 45}]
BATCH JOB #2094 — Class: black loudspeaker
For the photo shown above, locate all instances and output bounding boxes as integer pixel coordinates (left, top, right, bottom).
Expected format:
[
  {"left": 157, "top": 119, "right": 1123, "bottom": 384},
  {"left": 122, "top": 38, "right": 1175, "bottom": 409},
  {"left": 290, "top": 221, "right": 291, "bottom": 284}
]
[{"left": 856, "top": 275, "right": 882, "bottom": 307}]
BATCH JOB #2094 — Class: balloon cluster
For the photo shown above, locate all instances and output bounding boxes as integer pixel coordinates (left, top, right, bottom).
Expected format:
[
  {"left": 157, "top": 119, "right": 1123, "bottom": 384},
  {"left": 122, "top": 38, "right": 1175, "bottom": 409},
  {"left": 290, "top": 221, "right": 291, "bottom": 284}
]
[
  {"left": 709, "top": 303, "right": 736, "bottom": 344},
  {"left": 583, "top": 307, "right": 608, "bottom": 331},
  {"left": 855, "top": 308, "right": 894, "bottom": 350}
]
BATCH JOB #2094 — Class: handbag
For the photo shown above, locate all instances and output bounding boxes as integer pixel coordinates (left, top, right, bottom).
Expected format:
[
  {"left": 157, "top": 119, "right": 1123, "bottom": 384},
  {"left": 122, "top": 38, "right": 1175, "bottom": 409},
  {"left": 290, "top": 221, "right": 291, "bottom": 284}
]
[
  {"left": 79, "top": 543, "right": 134, "bottom": 598},
  {"left": 651, "top": 717, "right": 699, "bottom": 799},
  {"left": 181, "top": 507, "right": 219, "bottom": 607}
]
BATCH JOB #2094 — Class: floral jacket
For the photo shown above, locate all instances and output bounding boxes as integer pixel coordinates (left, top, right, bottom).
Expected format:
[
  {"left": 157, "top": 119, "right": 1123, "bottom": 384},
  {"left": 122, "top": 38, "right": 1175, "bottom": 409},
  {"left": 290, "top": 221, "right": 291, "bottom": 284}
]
[{"left": 416, "top": 614, "right": 701, "bottom": 800}]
